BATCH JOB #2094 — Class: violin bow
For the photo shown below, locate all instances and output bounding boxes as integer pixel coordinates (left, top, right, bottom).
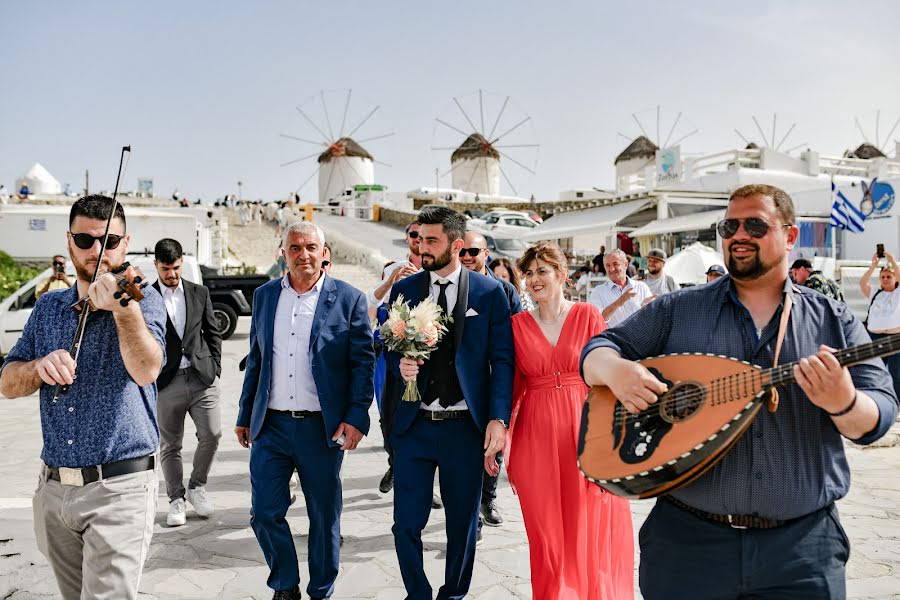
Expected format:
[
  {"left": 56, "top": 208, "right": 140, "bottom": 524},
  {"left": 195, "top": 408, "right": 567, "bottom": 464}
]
[{"left": 52, "top": 145, "right": 131, "bottom": 402}]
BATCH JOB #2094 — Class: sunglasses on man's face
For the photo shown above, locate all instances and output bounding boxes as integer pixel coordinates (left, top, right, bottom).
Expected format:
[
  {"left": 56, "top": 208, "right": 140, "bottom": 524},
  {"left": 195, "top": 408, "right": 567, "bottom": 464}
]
[
  {"left": 407, "top": 231, "right": 420, "bottom": 239},
  {"left": 321, "top": 261, "right": 331, "bottom": 268},
  {"left": 716, "top": 218, "right": 789, "bottom": 240},
  {"left": 459, "top": 248, "right": 484, "bottom": 258},
  {"left": 69, "top": 232, "right": 124, "bottom": 250}
]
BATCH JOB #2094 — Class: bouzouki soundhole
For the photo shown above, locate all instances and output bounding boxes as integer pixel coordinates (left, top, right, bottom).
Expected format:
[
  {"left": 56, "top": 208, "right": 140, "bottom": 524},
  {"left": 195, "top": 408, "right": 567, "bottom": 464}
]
[{"left": 659, "top": 381, "right": 705, "bottom": 424}]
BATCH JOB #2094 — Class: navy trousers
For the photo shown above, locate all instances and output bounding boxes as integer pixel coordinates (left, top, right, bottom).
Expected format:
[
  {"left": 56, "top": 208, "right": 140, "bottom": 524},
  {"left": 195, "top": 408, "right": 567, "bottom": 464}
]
[
  {"left": 250, "top": 411, "right": 343, "bottom": 597},
  {"left": 639, "top": 499, "right": 850, "bottom": 599},
  {"left": 391, "top": 414, "right": 484, "bottom": 600}
]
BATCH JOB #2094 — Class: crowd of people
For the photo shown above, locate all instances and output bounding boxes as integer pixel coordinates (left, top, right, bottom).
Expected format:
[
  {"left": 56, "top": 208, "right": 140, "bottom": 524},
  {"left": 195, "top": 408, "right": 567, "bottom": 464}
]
[{"left": 0, "top": 184, "right": 898, "bottom": 600}]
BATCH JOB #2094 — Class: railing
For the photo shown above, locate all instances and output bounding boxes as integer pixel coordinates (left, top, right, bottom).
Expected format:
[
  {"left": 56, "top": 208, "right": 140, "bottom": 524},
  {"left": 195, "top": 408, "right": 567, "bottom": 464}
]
[
  {"left": 819, "top": 155, "right": 872, "bottom": 177},
  {"left": 687, "top": 148, "right": 761, "bottom": 176}
]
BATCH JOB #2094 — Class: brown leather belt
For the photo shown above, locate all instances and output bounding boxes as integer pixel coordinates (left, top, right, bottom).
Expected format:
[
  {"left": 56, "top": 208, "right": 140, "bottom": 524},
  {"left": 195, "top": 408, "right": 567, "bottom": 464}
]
[
  {"left": 46, "top": 455, "right": 155, "bottom": 487},
  {"left": 662, "top": 495, "right": 788, "bottom": 529}
]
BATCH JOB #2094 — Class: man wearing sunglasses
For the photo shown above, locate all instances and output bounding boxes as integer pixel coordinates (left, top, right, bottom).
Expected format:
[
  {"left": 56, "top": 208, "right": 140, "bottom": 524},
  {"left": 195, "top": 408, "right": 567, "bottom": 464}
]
[
  {"left": 0, "top": 195, "right": 167, "bottom": 600},
  {"left": 460, "top": 230, "right": 521, "bottom": 532},
  {"left": 36, "top": 254, "right": 72, "bottom": 299},
  {"left": 581, "top": 184, "right": 897, "bottom": 599}
]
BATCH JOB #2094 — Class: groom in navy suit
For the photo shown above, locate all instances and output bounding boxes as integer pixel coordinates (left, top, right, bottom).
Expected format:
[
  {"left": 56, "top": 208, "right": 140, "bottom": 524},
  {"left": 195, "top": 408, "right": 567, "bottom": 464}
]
[
  {"left": 235, "top": 222, "right": 374, "bottom": 600},
  {"left": 388, "top": 206, "right": 514, "bottom": 600}
]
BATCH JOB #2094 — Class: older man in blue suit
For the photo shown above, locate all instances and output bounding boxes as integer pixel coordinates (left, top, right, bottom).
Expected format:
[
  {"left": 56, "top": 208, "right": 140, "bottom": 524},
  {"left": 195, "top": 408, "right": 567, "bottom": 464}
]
[
  {"left": 388, "top": 206, "right": 514, "bottom": 600},
  {"left": 235, "top": 222, "right": 375, "bottom": 600}
]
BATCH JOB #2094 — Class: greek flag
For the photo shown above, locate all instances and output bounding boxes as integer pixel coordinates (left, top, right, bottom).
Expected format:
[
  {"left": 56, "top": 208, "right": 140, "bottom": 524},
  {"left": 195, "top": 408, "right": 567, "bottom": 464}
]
[{"left": 830, "top": 181, "right": 866, "bottom": 233}]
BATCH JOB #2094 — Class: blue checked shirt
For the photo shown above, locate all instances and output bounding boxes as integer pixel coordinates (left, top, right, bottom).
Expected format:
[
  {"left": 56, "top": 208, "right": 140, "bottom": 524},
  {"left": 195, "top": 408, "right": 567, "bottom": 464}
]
[
  {"left": 580, "top": 276, "right": 898, "bottom": 520},
  {"left": 3, "top": 285, "right": 167, "bottom": 468}
]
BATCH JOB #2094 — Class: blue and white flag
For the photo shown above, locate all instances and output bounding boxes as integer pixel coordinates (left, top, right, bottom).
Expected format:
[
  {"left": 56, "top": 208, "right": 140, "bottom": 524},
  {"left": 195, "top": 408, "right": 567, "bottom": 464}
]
[{"left": 830, "top": 181, "right": 866, "bottom": 233}]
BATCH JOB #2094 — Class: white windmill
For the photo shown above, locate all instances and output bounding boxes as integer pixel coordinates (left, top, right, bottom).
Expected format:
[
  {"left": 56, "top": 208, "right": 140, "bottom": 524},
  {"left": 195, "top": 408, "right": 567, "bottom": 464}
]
[
  {"left": 733, "top": 113, "right": 806, "bottom": 154},
  {"left": 614, "top": 106, "right": 699, "bottom": 192},
  {"left": 431, "top": 90, "right": 539, "bottom": 199},
  {"left": 280, "top": 90, "right": 393, "bottom": 204}
]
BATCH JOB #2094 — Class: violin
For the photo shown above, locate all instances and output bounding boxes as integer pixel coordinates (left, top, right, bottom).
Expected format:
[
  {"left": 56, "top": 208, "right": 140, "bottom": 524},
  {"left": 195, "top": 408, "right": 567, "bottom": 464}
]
[
  {"left": 53, "top": 146, "right": 133, "bottom": 402},
  {"left": 71, "top": 262, "right": 148, "bottom": 314}
]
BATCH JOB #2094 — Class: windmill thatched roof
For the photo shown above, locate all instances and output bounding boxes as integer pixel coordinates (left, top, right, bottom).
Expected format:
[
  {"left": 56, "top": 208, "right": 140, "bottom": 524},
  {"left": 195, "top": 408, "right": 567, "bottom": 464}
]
[
  {"left": 845, "top": 143, "right": 886, "bottom": 160},
  {"left": 614, "top": 135, "right": 659, "bottom": 165},
  {"left": 317, "top": 137, "right": 373, "bottom": 164},
  {"left": 745, "top": 142, "right": 759, "bottom": 150},
  {"left": 451, "top": 133, "right": 500, "bottom": 162}
]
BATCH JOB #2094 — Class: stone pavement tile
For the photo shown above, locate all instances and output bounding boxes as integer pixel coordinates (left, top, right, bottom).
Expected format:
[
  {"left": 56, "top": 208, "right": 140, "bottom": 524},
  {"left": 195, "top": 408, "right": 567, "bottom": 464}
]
[{"left": 848, "top": 575, "right": 900, "bottom": 599}]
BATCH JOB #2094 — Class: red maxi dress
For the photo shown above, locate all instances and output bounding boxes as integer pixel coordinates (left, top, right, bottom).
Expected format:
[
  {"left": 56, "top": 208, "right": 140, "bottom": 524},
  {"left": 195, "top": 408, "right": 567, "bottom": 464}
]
[{"left": 507, "top": 302, "right": 634, "bottom": 600}]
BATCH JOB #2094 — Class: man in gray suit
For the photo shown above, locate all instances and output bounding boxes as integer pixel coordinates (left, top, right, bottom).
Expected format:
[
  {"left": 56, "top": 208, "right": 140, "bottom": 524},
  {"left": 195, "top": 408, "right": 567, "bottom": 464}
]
[{"left": 153, "top": 238, "right": 223, "bottom": 527}]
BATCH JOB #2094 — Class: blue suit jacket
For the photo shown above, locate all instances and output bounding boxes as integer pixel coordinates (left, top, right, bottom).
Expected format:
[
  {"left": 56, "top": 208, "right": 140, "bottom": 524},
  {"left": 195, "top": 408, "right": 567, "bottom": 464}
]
[
  {"left": 387, "top": 267, "right": 514, "bottom": 436},
  {"left": 237, "top": 275, "right": 375, "bottom": 443}
]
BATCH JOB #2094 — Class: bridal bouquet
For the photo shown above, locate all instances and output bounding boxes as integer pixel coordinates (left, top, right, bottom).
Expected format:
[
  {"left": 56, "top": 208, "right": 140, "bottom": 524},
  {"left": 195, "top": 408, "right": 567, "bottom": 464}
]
[{"left": 377, "top": 295, "right": 452, "bottom": 402}]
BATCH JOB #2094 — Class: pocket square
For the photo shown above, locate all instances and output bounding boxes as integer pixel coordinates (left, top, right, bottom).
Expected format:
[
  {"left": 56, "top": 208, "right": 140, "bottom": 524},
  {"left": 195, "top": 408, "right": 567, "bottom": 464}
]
[{"left": 465, "top": 308, "right": 479, "bottom": 317}]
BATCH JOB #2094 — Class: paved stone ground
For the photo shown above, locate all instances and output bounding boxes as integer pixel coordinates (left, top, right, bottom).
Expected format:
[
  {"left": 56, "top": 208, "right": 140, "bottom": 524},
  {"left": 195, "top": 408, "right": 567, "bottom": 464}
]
[{"left": 1, "top": 214, "right": 898, "bottom": 599}]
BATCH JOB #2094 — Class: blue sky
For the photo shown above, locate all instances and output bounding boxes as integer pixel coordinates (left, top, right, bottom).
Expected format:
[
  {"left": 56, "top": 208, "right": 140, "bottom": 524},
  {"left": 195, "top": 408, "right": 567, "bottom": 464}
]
[{"left": 2, "top": 1, "right": 898, "bottom": 202}]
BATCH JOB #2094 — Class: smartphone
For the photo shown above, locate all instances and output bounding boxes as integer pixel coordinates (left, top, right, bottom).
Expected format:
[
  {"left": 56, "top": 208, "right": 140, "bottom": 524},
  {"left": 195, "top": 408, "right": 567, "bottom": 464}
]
[
  {"left": 56, "top": 264, "right": 65, "bottom": 273},
  {"left": 637, "top": 268, "right": 646, "bottom": 279},
  {"left": 877, "top": 243, "right": 885, "bottom": 259}
]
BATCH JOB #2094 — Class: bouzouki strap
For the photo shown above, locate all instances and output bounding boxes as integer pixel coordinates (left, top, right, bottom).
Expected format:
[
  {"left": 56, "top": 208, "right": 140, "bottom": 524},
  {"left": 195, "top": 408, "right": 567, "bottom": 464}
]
[{"left": 768, "top": 292, "right": 793, "bottom": 413}]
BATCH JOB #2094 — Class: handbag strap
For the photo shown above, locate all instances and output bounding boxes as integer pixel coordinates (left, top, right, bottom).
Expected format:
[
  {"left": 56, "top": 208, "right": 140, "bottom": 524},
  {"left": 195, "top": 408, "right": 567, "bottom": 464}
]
[{"left": 768, "top": 292, "right": 793, "bottom": 413}]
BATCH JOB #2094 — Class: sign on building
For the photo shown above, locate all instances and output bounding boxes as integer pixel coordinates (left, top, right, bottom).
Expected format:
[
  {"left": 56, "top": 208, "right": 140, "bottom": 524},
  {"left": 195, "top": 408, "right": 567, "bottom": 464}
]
[
  {"left": 137, "top": 178, "right": 154, "bottom": 197},
  {"left": 656, "top": 146, "right": 682, "bottom": 183}
]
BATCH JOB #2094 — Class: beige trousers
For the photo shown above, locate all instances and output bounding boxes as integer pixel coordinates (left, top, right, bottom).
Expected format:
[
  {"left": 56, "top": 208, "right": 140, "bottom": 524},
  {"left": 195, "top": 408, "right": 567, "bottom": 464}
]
[{"left": 32, "top": 465, "right": 158, "bottom": 600}]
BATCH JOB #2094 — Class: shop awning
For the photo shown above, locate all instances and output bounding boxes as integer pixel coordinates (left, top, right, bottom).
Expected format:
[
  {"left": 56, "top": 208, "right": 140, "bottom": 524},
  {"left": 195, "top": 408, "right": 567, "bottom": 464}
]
[
  {"left": 628, "top": 209, "right": 725, "bottom": 238},
  {"left": 520, "top": 199, "right": 650, "bottom": 242}
]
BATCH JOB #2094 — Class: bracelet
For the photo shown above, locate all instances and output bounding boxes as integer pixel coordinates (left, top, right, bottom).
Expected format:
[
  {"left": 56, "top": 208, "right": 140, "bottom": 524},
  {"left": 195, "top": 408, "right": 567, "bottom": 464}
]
[{"left": 827, "top": 392, "right": 857, "bottom": 417}]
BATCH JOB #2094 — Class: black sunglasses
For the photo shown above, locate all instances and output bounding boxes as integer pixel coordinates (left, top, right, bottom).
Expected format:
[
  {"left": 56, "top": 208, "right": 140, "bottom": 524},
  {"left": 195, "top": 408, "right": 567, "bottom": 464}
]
[
  {"left": 459, "top": 248, "right": 484, "bottom": 258},
  {"left": 716, "top": 218, "right": 790, "bottom": 239},
  {"left": 69, "top": 232, "right": 124, "bottom": 250},
  {"left": 52, "top": 260, "right": 65, "bottom": 266},
  {"left": 321, "top": 260, "right": 331, "bottom": 268}
]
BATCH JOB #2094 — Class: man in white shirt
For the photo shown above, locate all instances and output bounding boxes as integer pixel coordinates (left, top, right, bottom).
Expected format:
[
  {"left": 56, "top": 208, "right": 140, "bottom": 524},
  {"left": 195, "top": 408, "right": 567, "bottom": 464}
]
[
  {"left": 236, "top": 222, "right": 374, "bottom": 600},
  {"left": 153, "top": 239, "right": 222, "bottom": 527},
  {"left": 643, "top": 248, "right": 680, "bottom": 297},
  {"left": 366, "top": 222, "right": 422, "bottom": 316},
  {"left": 589, "top": 248, "right": 654, "bottom": 326}
]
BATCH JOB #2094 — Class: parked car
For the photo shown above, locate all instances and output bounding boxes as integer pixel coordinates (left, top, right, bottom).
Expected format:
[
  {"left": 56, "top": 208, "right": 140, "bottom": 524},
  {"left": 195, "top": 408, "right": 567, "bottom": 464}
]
[
  {"left": 482, "top": 233, "right": 528, "bottom": 261},
  {"left": 199, "top": 265, "right": 270, "bottom": 338},
  {"left": 468, "top": 210, "right": 539, "bottom": 237}
]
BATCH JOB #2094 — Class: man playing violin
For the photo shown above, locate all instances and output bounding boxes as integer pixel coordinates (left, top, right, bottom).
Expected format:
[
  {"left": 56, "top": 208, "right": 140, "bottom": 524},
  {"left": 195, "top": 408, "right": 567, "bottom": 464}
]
[
  {"left": 0, "top": 195, "right": 167, "bottom": 600},
  {"left": 581, "top": 184, "right": 898, "bottom": 599}
]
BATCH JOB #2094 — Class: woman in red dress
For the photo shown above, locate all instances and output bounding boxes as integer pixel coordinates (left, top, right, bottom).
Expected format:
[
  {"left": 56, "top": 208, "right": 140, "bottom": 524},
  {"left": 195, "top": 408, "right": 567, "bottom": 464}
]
[{"left": 505, "top": 241, "right": 634, "bottom": 599}]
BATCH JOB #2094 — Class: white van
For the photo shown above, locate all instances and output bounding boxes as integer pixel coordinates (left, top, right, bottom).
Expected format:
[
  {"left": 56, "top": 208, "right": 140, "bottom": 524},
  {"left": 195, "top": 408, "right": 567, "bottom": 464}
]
[{"left": 0, "top": 254, "right": 201, "bottom": 358}]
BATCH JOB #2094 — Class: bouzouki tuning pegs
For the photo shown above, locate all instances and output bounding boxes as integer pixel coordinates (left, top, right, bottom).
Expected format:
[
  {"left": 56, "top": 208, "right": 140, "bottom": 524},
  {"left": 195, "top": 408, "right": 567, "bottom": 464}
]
[{"left": 120, "top": 298, "right": 130, "bottom": 307}]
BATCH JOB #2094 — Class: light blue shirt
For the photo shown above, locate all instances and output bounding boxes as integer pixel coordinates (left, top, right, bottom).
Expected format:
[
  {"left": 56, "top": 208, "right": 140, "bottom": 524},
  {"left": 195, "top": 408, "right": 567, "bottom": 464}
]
[{"left": 588, "top": 277, "right": 653, "bottom": 327}]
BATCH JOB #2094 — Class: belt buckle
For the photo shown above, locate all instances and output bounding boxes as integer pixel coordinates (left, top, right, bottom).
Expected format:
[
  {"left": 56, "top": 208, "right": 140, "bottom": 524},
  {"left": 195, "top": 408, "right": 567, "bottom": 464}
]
[
  {"left": 554, "top": 372, "right": 562, "bottom": 389},
  {"left": 59, "top": 467, "right": 85, "bottom": 487},
  {"left": 289, "top": 411, "right": 306, "bottom": 419},
  {"left": 727, "top": 514, "right": 748, "bottom": 529}
]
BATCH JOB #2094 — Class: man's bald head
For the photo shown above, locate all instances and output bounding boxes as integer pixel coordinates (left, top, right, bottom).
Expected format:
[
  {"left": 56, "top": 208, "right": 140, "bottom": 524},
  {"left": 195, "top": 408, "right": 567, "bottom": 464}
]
[{"left": 461, "top": 231, "right": 489, "bottom": 273}]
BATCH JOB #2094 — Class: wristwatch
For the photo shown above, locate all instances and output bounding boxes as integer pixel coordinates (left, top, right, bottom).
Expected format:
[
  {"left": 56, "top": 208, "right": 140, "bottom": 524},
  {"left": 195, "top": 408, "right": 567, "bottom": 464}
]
[{"left": 492, "top": 418, "right": 509, "bottom": 429}]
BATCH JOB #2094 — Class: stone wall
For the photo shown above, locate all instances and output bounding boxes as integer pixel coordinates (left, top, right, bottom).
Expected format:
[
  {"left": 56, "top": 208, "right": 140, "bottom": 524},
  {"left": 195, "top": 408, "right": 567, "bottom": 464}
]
[{"left": 377, "top": 206, "right": 419, "bottom": 228}]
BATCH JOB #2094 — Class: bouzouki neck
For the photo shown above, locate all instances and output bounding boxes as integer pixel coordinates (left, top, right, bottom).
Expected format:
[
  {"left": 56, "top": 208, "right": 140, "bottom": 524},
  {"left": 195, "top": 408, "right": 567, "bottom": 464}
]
[{"left": 765, "top": 332, "right": 900, "bottom": 389}]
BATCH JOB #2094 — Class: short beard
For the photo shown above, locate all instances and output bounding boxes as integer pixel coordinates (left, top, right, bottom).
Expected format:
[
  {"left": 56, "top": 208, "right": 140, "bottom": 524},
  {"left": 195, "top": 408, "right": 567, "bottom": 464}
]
[
  {"left": 648, "top": 266, "right": 662, "bottom": 276},
  {"left": 73, "top": 257, "right": 118, "bottom": 282},
  {"left": 727, "top": 247, "right": 771, "bottom": 281},
  {"left": 421, "top": 245, "right": 453, "bottom": 271},
  {"left": 408, "top": 243, "right": 421, "bottom": 256}
]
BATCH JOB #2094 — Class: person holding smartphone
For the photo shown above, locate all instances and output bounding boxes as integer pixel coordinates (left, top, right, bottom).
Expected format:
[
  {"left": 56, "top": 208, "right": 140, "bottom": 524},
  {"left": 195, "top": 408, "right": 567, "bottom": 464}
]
[
  {"left": 860, "top": 247, "right": 900, "bottom": 398},
  {"left": 35, "top": 255, "right": 72, "bottom": 299}
]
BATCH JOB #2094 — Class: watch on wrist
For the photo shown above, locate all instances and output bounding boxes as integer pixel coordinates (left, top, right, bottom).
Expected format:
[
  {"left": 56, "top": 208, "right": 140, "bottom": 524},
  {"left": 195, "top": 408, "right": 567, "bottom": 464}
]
[{"left": 492, "top": 418, "right": 508, "bottom": 428}]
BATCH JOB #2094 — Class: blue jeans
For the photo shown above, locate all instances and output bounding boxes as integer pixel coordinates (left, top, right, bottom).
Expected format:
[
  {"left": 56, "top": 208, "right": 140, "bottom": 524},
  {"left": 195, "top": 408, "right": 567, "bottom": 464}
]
[
  {"left": 639, "top": 499, "right": 849, "bottom": 599},
  {"left": 870, "top": 332, "right": 900, "bottom": 399}
]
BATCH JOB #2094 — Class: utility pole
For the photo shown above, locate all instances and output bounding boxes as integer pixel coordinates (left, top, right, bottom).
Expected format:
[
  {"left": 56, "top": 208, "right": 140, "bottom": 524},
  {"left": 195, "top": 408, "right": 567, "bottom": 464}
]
[{"left": 85, "top": 170, "right": 89, "bottom": 195}]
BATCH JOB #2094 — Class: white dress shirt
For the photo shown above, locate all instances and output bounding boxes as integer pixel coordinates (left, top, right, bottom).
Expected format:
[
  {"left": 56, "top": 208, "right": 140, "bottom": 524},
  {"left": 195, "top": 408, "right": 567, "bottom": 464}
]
[
  {"left": 160, "top": 280, "right": 190, "bottom": 369},
  {"left": 421, "top": 265, "right": 467, "bottom": 412},
  {"left": 589, "top": 277, "right": 653, "bottom": 327},
  {"left": 366, "top": 256, "right": 422, "bottom": 309},
  {"left": 269, "top": 273, "right": 325, "bottom": 412}
]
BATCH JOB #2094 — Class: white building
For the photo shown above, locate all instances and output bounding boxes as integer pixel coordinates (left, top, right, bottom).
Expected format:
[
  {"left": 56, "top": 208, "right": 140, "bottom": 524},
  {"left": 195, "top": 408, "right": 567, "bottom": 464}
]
[
  {"left": 317, "top": 137, "right": 375, "bottom": 204},
  {"left": 15, "top": 162, "right": 62, "bottom": 196},
  {"left": 450, "top": 133, "right": 501, "bottom": 196}
]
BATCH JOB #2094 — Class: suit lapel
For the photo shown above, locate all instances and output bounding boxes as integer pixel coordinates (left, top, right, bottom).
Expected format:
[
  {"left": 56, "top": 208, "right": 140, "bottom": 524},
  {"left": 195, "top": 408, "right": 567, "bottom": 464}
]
[
  {"left": 453, "top": 267, "right": 468, "bottom": 349},
  {"left": 419, "top": 270, "right": 431, "bottom": 304},
  {"left": 309, "top": 275, "right": 337, "bottom": 350},
  {"left": 263, "top": 279, "right": 282, "bottom": 354}
]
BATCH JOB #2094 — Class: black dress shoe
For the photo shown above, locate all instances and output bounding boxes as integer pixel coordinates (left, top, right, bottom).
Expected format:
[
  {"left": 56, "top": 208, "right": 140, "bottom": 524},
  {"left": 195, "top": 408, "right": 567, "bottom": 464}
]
[
  {"left": 480, "top": 500, "right": 503, "bottom": 526},
  {"left": 272, "top": 588, "right": 301, "bottom": 600},
  {"left": 431, "top": 494, "right": 443, "bottom": 509},
  {"left": 379, "top": 466, "right": 393, "bottom": 494}
]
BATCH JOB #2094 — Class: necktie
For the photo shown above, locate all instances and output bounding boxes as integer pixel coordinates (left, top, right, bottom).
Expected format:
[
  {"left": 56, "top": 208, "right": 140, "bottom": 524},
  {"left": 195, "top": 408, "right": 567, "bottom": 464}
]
[{"left": 435, "top": 280, "right": 451, "bottom": 316}]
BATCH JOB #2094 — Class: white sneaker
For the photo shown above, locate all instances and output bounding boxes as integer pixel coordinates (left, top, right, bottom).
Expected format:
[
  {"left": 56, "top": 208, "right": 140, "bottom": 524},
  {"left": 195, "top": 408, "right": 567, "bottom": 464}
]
[
  {"left": 186, "top": 487, "right": 214, "bottom": 518},
  {"left": 167, "top": 498, "right": 186, "bottom": 527}
]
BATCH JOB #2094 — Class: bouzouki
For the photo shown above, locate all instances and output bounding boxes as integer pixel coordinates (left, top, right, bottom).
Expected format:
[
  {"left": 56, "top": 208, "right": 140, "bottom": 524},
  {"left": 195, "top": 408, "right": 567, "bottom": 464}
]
[{"left": 577, "top": 332, "right": 900, "bottom": 499}]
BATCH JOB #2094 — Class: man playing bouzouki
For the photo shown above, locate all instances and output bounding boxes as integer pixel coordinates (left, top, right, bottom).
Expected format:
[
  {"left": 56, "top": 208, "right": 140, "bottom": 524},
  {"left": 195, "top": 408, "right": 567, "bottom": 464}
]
[{"left": 581, "top": 184, "right": 898, "bottom": 599}]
